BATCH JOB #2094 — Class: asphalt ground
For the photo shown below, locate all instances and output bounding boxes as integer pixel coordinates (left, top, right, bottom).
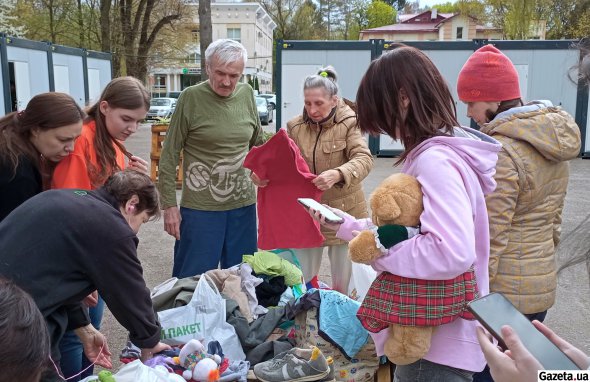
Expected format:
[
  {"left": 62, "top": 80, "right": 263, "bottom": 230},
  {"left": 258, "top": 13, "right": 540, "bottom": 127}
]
[{"left": 97, "top": 120, "right": 590, "bottom": 373}]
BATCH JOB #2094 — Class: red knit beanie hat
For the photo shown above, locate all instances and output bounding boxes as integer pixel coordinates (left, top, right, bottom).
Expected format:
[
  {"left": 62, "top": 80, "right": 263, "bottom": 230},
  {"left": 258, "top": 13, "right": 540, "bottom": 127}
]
[{"left": 457, "top": 45, "right": 521, "bottom": 102}]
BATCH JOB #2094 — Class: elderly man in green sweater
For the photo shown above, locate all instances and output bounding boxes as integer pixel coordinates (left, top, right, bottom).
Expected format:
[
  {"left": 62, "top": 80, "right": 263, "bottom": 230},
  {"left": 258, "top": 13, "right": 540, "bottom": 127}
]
[{"left": 158, "top": 38, "right": 263, "bottom": 278}]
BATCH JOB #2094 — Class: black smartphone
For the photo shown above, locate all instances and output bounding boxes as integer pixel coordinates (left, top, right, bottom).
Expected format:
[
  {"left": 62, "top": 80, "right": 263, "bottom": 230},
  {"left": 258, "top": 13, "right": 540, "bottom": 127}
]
[{"left": 468, "top": 292, "right": 580, "bottom": 370}]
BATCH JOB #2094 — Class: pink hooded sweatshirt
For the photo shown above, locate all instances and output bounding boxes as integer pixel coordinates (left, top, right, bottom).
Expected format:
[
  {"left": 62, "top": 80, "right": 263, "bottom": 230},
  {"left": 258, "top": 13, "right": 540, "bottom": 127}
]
[{"left": 336, "top": 126, "right": 501, "bottom": 372}]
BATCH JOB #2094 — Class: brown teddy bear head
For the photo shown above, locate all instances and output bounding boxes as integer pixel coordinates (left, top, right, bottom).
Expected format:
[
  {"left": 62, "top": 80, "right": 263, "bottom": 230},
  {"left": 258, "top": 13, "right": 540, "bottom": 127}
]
[{"left": 369, "top": 173, "right": 423, "bottom": 227}]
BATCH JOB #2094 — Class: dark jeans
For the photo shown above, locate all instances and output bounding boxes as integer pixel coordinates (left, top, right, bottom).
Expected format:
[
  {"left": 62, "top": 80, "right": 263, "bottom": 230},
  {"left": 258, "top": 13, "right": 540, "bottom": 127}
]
[
  {"left": 172, "top": 205, "right": 257, "bottom": 278},
  {"left": 472, "top": 310, "right": 548, "bottom": 382},
  {"left": 58, "top": 296, "right": 105, "bottom": 381},
  {"left": 394, "top": 359, "right": 474, "bottom": 382}
]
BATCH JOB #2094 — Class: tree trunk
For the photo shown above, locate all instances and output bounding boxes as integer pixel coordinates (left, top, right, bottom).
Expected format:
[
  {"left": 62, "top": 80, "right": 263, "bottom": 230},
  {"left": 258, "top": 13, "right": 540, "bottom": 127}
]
[
  {"left": 199, "top": 0, "right": 212, "bottom": 80},
  {"left": 99, "top": 0, "right": 111, "bottom": 52},
  {"left": 48, "top": 0, "right": 56, "bottom": 42},
  {"left": 77, "top": 0, "right": 84, "bottom": 47}
]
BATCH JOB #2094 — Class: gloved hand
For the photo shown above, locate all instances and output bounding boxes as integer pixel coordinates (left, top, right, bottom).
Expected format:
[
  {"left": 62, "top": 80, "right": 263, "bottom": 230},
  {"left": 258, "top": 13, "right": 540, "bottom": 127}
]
[{"left": 376, "top": 224, "right": 420, "bottom": 248}]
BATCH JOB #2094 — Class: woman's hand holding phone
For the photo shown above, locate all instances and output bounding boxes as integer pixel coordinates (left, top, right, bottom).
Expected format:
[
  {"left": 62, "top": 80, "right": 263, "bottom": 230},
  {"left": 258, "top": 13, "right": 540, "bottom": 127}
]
[
  {"left": 477, "top": 325, "right": 542, "bottom": 382},
  {"left": 298, "top": 198, "right": 345, "bottom": 231},
  {"left": 477, "top": 321, "right": 590, "bottom": 382},
  {"left": 307, "top": 206, "right": 343, "bottom": 231}
]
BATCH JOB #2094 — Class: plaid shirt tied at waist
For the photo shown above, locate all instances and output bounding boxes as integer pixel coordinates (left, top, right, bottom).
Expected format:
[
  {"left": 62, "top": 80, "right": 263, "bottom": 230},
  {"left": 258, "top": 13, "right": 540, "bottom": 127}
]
[{"left": 357, "top": 266, "right": 478, "bottom": 333}]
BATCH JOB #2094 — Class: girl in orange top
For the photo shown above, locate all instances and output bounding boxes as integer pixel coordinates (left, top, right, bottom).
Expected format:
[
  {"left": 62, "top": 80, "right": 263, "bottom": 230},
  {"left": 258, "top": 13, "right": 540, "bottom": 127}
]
[
  {"left": 52, "top": 76, "right": 150, "bottom": 381},
  {"left": 52, "top": 76, "right": 149, "bottom": 189}
]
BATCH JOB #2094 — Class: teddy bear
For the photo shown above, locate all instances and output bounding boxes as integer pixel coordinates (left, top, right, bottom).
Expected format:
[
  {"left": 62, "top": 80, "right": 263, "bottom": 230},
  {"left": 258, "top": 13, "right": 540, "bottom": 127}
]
[
  {"left": 348, "top": 173, "right": 423, "bottom": 264},
  {"left": 349, "top": 173, "right": 478, "bottom": 365}
]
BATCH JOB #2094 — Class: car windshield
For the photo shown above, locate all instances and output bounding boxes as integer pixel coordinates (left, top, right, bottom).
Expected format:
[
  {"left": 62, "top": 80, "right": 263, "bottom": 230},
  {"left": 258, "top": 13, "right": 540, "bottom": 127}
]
[
  {"left": 255, "top": 98, "right": 266, "bottom": 106},
  {"left": 151, "top": 99, "right": 171, "bottom": 106}
]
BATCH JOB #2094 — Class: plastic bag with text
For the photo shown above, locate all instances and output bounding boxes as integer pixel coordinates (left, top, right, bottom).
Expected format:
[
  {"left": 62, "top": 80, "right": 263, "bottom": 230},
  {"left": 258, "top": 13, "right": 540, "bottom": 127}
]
[{"left": 157, "top": 275, "right": 246, "bottom": 361}]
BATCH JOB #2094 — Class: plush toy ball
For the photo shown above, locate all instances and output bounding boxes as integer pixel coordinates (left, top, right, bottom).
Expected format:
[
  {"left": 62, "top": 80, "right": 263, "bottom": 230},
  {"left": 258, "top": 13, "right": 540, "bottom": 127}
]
[
  {"left": 193, "top": 357, "right": 220, "bottom": 381},
  {"left": 182, "top": 369, "right": 193, "bottom": 381}
]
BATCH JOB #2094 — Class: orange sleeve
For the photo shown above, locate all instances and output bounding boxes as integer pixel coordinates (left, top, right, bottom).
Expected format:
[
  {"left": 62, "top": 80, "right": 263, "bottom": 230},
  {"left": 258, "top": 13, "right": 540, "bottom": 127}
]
[{"left": 52, "top": 137, "right": 93, "bottom": 190}]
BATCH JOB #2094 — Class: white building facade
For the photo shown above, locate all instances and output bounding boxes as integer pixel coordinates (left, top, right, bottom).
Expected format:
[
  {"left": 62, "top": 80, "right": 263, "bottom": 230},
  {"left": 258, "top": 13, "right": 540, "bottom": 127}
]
[{"left": 148, "top": 1, "right": 276, "bottom": 97}]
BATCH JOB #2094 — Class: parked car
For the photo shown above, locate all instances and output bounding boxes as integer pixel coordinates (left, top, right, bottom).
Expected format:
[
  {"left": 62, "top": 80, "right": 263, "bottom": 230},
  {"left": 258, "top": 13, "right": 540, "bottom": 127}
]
[
  {"left": 255, "top": 96, "right": 273, "bottom": 125},
  {"left": 258, "top": 93, "right": 276, "bottom": 109},
  {"left": 146, "top": 97, "right": 177, "bottom": 121}
]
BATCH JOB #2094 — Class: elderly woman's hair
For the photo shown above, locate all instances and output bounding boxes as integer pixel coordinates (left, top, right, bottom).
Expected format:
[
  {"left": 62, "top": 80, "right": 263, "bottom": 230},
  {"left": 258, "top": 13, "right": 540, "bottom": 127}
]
[
  {"left": 205, "top": 39, "right": 248, "bottom": 67},
  {"left": 303, "top": 65, "right": 339, "bottom": 97},
  {"left": 104, "top": 169, "right": 161, "bottom": 220},
  {"left": 0, "top": 278, "right": 50, "bottom": 382}
]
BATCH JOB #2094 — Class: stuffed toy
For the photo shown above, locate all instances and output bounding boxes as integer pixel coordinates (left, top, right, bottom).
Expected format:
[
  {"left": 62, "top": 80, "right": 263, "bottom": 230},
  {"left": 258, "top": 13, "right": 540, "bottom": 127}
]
[
  {"left": 350, "top": 173, "right": 478, "bottom": 365},
  {"left": 348, "top": 173, "right": 423, "bottom": 264},
  {"left": 178, "top": 339, "right": 221, "bottom": 381}
]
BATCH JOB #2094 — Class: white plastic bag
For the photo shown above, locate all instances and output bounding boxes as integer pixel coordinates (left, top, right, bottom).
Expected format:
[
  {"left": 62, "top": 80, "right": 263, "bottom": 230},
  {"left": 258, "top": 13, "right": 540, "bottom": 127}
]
[
  {"left": 80, "top": 361, "right": 186, "bottom": 382},
  {"left": 157, "top": 275, "right": 246, "bottom": 361},
  {"left": 114, "top": 360, "right": 177, "bottom": 382},
  {"left": 348, "top": 263, "right": 377, "bottom": 301}
]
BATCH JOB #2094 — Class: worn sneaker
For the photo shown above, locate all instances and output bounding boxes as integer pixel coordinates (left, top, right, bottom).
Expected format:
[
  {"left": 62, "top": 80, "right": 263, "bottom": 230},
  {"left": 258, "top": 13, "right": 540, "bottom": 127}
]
[
  {"left": 253, "top": 346, "right": 329, "bottom": 382},
  {"left": 319, "top": 356, "right": 335, "bottom": 382}
]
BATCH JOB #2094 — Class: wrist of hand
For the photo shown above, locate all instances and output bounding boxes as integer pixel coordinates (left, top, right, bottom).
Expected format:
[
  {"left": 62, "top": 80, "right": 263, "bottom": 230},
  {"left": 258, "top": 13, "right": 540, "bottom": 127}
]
[
  {"left": 74, "top": 324, "right": 96, "bottom": 341},
  {"left": 140, "top": 348, "right": 154, "bottom": 361}
]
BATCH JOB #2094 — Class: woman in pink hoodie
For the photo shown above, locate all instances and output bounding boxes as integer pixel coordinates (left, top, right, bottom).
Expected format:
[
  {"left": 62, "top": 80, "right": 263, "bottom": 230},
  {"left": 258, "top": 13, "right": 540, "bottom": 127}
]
[{"left": 311, "top": 43, "right": 501, "bottom": 381}]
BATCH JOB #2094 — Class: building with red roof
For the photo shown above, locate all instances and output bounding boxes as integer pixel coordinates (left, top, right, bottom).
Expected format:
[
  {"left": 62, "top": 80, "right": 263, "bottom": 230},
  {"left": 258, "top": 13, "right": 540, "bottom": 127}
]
[{"left": 359, "top": 9, "right": 545, "bottom": 41}]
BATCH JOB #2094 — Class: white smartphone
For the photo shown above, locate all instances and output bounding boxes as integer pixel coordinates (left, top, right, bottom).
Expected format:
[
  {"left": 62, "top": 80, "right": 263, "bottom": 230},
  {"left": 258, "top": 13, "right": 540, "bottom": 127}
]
[
  {"left": 468, "top": 293, "right": 580, "bottom": 370},
  {"left": 297, "top": 198, "right": 344, "bottom": 224}
]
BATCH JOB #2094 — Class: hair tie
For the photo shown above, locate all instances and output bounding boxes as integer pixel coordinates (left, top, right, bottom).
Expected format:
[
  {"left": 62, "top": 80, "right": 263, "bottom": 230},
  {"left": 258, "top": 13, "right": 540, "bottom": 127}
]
[{"left": 319, "top": 71, "right": 328, "bottom": 78}]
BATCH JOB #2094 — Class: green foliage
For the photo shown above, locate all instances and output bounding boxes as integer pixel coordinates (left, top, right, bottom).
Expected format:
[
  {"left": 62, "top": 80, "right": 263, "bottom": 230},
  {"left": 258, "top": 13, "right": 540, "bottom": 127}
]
[
  {"left": 290, "top": 0, "right": 325, "bottom": 39},
  {"left": 11, "top": 0, "right": 187, "bottom": 78},
  {"left": 14, "top": 0, "right": 101, "bottom": 49},
  {"left": 367, "top": 0, "right": 396, "bottom": 29},
  {"left": 504, "top": 0, "right": 536, "bottom": 39},
  {"left": 154, "top": 116, "right": 172, "bottom": 125},
  {"left": 0, "top": 0, "right": 25, "bottom": 37},
  {"left": 456, "top": 0, "right": 488, "bottom": 23},
  {"left": 544, "top": 0, "right": 589, "bottom": 39},
  {"left": 567, "top": 8, "right": 590, "bottom": 38},
  {"left": 430, "top": 2, "right": 456, "bottom": 12}
]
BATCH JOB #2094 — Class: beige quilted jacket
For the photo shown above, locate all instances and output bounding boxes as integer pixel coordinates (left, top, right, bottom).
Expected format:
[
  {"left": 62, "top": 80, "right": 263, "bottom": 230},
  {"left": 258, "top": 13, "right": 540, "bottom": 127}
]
[
  {"left": 286, "top": 99, "right": 374, "bottom": 246},
  {"left": 482, "top": 103, "right": 581, "bottom": 314}
]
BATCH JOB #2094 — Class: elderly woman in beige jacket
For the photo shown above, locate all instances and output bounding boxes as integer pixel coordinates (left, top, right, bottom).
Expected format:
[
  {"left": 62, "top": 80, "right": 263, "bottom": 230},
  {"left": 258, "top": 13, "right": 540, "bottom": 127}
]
[{"left": 254, "top": 66, "right": 373, "bottom": 294}]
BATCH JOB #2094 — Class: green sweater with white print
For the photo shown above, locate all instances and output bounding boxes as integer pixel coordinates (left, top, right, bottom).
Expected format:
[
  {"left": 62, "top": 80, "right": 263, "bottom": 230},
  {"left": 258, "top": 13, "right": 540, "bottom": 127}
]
[{"left": 158, "top": 81, "right": 263, "bottom": 211}]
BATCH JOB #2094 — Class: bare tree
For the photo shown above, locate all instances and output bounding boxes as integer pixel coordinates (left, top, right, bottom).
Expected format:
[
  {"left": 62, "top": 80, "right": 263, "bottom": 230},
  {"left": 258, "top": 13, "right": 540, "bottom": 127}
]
[
  {"left": 117, "top": 0, "right": 185, "bottom": 79},
  {"left": 259, "top": 0, "right": 304, "bottom": 39}
]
